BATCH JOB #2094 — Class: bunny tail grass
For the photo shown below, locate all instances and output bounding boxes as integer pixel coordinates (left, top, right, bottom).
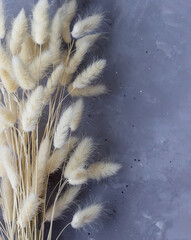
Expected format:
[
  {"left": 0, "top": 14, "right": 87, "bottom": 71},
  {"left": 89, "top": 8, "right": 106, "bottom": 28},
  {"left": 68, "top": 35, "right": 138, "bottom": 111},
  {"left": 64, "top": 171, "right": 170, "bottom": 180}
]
[
  {"left": 46, "top": 137, "right": 78, "bottom": 175},
  {"left": 72, "top": 59, "right": 106, "bottom": 89},
  {"left": 12, "top": 55, "right": 36, "bottom": 90},
  {"left": 21, "top": 85, "right": 44, "bottom": 132},
  {"left": 31, "top": 0, "right": 49, "bottom": 45},
  {"left": 71, "top": 14, "right": 103, "bottom": 39},
  {"left": 64, "top": 137, "right": 94, "bottom": 179},
  {"left": 17, "top": 193, "right": 40, "bottom": 228},
  {"left": 53, "top": 105, "right": 73, "bottom": 149},
  {"left": 70, "top": 98, "right": 84, "bottom": 131},
  {"left": 0, "top": 68, "right": 18, "bottom": 92},
  {"left": 87, "top": 162, "right": 122, "bottom": 181},
  {"left": 68, "top": 84, "right": 107, "bottom": 97},
  {"left": 45, "top": 186, "right": 80, "bottom": 222},
  {"left": 61, "top": 0, "right": 77, "bottom": 43},
  {"left": 71, "top": 204, "right": 103, "bottom": 229},
  {"left": 10, "top": 9, "right": 27, "bottom": 55},
  {"left": 1, "top": 178, "right": 13, "bottom": 223},
  {"left": 0, "top": 145, "right": 19, "bottom": 191},
  {"left": 32, "top": 136, "right": 50, "bottom": 196}
]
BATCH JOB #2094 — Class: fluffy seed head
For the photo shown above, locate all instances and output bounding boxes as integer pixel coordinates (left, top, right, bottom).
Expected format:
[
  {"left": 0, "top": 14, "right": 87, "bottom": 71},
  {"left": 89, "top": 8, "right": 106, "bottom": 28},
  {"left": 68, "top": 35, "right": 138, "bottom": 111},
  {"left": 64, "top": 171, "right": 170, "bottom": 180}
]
[
  {"left": 0, "top": 68, "right": 18, "bottom": 92},
  {"left": 21, "top": 85, "right": 44, "bottom": 132},
  {"left": 87, "top": 162, "right": 122, "bottom": 181},
  {"left": 72, "top": 59, "right": 106, "bottom": 89},
  {"left": 64, "top": 137, "right": 94, "bottom": 179},
  {"left": 10, "top": 9, "right": 28, "bottom": 55},
  {"left": 70, "top": 98, "right": 84, "bottom": 131},
  {"left": 12, "top": 56, "right": 36, "bottom": 90},
  {"left": 44, "top": 64, "right": 64, "bottom": 103},
  {"left": 68, "top": 84, "right": 107, "bottom": 97},
  {"left": 0, "top": 106, "right": 17, "bottom": 130},
  {"left": 18, "top": 193, "right": 40, "bottom": 228},
  {"left": 54, "top": 105, "right": 73, "bottom": 148},
  {"left": 45, "top": 186, "right": 80, "bottom": 222},
  {"left": 71, "top": 204, "right": 103, "bottom": 228},
  {"left": 46, "top": 137, "right": 78, "bottom": 175},
  {"left": 61, "top": 0, "right": 77, "bottom": 43},
  {"left": 31, "top": 0, "right": 49, "bottom": 45},
  {"left": 71, "top": 14, "right": 103, "bottom": 39},
  {"left": 0, "top": 145, "right": 19, "bottom": 191},
  {"left": 68, "top": 168, "right": 87, "bottom": 185}
]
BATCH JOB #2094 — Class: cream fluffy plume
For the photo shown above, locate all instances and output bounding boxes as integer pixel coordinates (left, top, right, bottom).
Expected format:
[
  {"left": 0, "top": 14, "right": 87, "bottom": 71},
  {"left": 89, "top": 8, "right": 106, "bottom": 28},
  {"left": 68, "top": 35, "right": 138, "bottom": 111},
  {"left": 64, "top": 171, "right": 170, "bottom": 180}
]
[
  {"left": 1, "top": 178, "right": 13, "bottom": 222},
  {"left": 72, "top": 59, "right": 106, "bottom": 89},
  {"left": 62, "top": 34, "right": 100, "bottom": 86},
  {"left": 10, "top": 9, "right": 27, "bottom": 55},
  {"left": 0, "top": 106, "right": 17, "bottom": 130},
  {"left": 71, "top": 204, "right": 103, "bottom": 228},
  {"left": 31, "top": 0, "right": 49, "bottom": 45},
  {"left": 62, "top": 0, "right": 77, "bottom": 43},
  {"left": 70, "top": 98, "right": 84, "bottom": 131},
  {"left": 12, "top": 56, "right": 36, "bottom": 90},
  {"left": 71, "top": 14, "right": 103, "bottom": 39},
  {"left": 45, "top": 186, "right": 80, "bottom": 222},
  {"left": 87, "top": 162, "right": 122, "bottom": 181},
  {"left": 54, "top": 105, "right": 73, "bottom": 149},
  {"left": 46, "top": 137, "right": 78, "bottom": 175},
  {"left": 68, "top": 84, "right": 107, "bottom": 97},
  {"left": 64, "top": 137, "right": 94, "bottom": 179},
  {"left": 18, "top": 193, "right": 40, "bottom": 228},
  {"left": 44, "top": 64, "right": 64, "bottom": 103},
  {"left": 32, "top": 137, "right": 50, "bottom": 196},
  {"left": 0, "top": 68, "right": 18, "bottom": 92},
  {"left": 21, "top": 85, "right": 44, "bottom": 132},
  {"left": 0, "top": 145, "right": 19, "bottom": 191}
]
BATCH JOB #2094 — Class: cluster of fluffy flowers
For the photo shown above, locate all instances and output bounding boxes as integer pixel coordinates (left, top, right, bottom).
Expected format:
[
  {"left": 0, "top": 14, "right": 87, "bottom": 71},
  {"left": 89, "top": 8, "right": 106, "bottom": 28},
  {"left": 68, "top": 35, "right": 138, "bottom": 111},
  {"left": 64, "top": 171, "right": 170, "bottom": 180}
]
[{"left": 0, "top": 0, "right": 121, "bottom": 239}]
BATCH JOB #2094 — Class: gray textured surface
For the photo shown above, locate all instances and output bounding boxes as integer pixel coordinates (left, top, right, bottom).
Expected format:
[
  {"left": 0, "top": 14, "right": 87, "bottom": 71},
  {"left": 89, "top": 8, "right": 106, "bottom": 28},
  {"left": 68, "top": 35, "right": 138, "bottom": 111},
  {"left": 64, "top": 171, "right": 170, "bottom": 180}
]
[{"left": 4, "top": 0, "right": 191, "bottom": 239}]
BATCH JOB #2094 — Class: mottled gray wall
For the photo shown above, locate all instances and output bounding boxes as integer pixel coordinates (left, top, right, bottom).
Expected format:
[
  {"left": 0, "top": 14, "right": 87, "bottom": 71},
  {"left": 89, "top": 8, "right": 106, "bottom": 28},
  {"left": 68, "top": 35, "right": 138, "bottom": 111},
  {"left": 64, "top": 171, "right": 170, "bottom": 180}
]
[{"left": 3, "top": 0, "right": 191, "bottom": 239}]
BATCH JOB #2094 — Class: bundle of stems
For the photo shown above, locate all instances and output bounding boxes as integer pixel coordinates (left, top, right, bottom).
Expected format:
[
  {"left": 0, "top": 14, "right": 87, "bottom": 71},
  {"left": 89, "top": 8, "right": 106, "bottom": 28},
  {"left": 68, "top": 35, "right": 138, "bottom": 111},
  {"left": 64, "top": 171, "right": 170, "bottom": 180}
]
[{"left": 0, "top": 0, "right": 121, "bottom": 239}]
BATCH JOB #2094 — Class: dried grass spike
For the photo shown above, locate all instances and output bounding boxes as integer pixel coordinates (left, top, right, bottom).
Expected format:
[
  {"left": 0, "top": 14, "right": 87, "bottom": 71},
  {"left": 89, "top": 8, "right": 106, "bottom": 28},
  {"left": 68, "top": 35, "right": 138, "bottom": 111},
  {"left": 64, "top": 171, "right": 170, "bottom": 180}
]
[
  {"left": 71, "top": 204, "right": 103, "bottom": 228},
  {"left": 12, "top": 56, "right": 36, "bottom": 90},
  {"left": 18, "top": 193, "right": 40, "bottom": 228},
  {"left": 68, "top": 84, "right": 107, "bottom": 97},
  {"left": 10, "top": 9, "right": 28, "bottom": 55},
  {"left": 28, "top": 50, "right": 53, "bottom": 82},
  {"left": 1, "top": 178, "right": 13, "bottom": 222},
  {"left": 87, "top": 162, "right": 122, "bottom": 181},
  {"left": 64, "top": 137, "right": 93, "bottom": 179},
  {"left": 71, "top": 14, "right": 103, "bottom": 39},
  {"left": 70, "top": 98, "right": 84, "bottom": 131},
  {"left": 0, "top": 106, "right": 17, "bottom": 130},
  {"left": 31, "top": 0, "right": 49, "bottom": 45},
  {"left": 45, "top": 186, "right": 80, "bottom": 222},
  {"left": 32, "top": 136, "right": 50, "bottom": 196},
  {"left": 0, "top": 68, "right": 18, "bottom": 92},
  {"left": 21, "top": 85, "right": 44, "bottom": 132},
  {"left": 0, "top": 0, "right": 5, "bottom": 39},
  {"left": 44, "top": 64, "right": 64, "bottom": 103},
  {"left": 62, "top": 0, "right": 77, "bottom": 43},
  {"left": 73, "top": 59, "right": 106, "bottom": 89},
  {"left": 0, "top": 44, "right": 12, "bottom": 73},
  {"left": 68, "top": 168, "right": 87, "bottom": 185},
  {"left": 54, "top": 105, "right": 73, "bottom": 149},
  {"left": 0, "top": 145, "right": 19, "bottom": 191},
  {"left": 46, "top": 137, "right": 78, "bottom": 175}
]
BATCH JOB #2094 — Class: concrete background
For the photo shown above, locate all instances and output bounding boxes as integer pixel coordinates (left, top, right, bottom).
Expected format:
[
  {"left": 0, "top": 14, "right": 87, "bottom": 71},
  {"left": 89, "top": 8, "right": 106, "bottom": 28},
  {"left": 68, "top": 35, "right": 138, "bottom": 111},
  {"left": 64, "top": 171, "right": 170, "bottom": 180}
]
[{"left": 4, "top": 0, "right": 191, "bottom": 239}]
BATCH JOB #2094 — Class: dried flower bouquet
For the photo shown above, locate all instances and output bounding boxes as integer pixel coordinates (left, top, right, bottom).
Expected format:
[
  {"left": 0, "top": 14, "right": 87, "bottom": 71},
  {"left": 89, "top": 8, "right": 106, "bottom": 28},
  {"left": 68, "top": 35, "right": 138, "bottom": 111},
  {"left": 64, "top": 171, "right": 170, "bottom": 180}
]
[{"left": 0, "top": 0, "right": 121, "bottom": 239}]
